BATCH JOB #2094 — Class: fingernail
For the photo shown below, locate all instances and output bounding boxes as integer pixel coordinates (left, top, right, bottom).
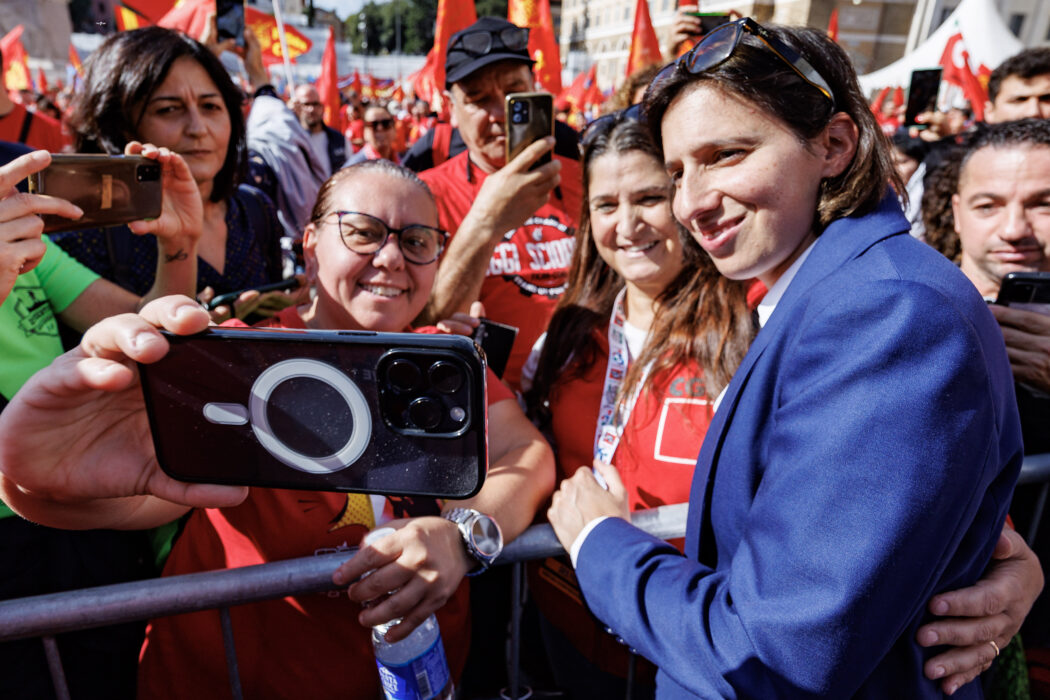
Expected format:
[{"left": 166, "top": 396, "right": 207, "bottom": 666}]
[
  {"left": 130, "top": 331, "right": 159, "bottom": 350},
  {"left": 173, "top": 303, "right": 202, "bottom": 319},
  {"left": 931, "top": 665, "right": 945, "bottom": 679},
  {"left": 920, "top": 629, "right": 939, "bottom": 645},
  {"left": 932, "top": 599, "right": 949, "bottom": 615},
  {"left": 947, "top": 682, "right": 958, "bottom": 695}
]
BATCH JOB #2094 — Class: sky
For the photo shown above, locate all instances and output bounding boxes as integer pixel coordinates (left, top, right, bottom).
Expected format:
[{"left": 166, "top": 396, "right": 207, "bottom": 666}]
[{"left": 309, "top": 0, "right": 389, "bottom": 21}]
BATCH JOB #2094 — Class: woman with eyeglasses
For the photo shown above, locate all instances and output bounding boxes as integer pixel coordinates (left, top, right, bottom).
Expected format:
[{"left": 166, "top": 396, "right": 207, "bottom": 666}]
[
  {"left": 0, "top": 160, "right": 554, "bottom": 699},
  {"left": 546, "top": 21, "right": 1027, "bottom": 697}
]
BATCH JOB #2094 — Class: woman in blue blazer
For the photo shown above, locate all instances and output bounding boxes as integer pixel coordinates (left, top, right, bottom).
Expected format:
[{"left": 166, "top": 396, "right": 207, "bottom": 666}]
[{"left": 548, "top": 21, "right": 1024, "bottom": 698}]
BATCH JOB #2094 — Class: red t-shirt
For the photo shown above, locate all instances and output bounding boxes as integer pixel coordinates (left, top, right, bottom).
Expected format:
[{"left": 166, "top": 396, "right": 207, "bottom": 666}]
[
  {"left": 138, "top": 308, "right": 511, "bottom": 699},
  {"left": 420, "top": 151, "right": 583, "bottom": 389},
  {"left": 0, "top": 103, "right": 66, "bottom": 153}
]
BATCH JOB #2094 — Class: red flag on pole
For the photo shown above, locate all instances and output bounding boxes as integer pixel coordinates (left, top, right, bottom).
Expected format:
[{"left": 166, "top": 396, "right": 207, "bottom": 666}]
[
  {"left": 938, "top": 33, "right": 987, "bottom": 121},
  {"left": 508, "top": 0, "right": 563, "bottom": 94},
  {"left": 626, "top": 0, "right": 662, "bottom": 77},
  {"left": 432, "top": 0, "right": 477, "bottom": 99},
  {"left": 68, "top": 43, "right": 85, "bottom": 79},
  {"left": 827, "top": 8, "right": 839, "bottom": 42},
  {"left": 1, "top": 25, "right": 32, "bottom": 92},
  {"left": 37, "top": 68, "right": 48, "bottom": 94},
  {"left": 158, "top": 0, "right": 311, "bottom": 65},
  {"left": 316, "top": 25, "right": 340, "bottom": 128}
]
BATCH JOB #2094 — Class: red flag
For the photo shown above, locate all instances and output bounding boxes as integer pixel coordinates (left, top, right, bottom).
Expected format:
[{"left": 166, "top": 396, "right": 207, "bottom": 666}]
[
  {"left": 893, "top": 86, "right": 904, "bottom": 109},
  {"left": 938, "top": 33, "right": 987, "bottom": 121},
  {"left": 508, "top": 0, "right": 562, "bottom": 94},
  {"left": 432, "top": 0, "right": 477, "bottom": 99},
  {"left": 315, "top": 25, "right": 340, "bottom": 128},
  {"left": 869, "top": 85, "right": 890, "bottom": 114},
  {"left": 350, "top": 69, "right": 362, "bottom": 94},
  {"left": 583, "top": 66, "right": 603, "bottom": 110},
  {"left": 123, "top": 0, "right": 176, "bottom": 23},
  {"left": 37, "top": 68, "right": 48, "bottom": 94},
  {"left": 158, "top": 0, "right": 311, "bottom": 65},
  {"left": 558, "top": 64, "right": 592, "bottom": 110},
  {"left": 626, "top": 0, "right": 662, "bottom": 77},
  {"left": 68, "top": 43, "right": 85, "bottom": 79},
  {"left": 827, "top": 8, "right": 839, "bottom": 43},
  {"left": 1, "top": 25, "right": 32, "bottom": 92}
]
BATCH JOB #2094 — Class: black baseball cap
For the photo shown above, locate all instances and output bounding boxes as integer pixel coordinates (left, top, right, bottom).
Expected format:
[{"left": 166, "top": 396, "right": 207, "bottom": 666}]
[{"left": 445, "top": 17, "right": 534, "bottom": 89}]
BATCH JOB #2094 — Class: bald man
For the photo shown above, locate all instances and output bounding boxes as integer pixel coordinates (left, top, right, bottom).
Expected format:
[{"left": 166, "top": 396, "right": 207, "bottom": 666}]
[{"left": 290, "top": 84, "right": 349, "bottom": 173}]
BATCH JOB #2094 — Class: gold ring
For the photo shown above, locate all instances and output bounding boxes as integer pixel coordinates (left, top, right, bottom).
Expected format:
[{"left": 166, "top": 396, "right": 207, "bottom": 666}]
[{"left": 989, "top": 640, "right": 1000, "bottom": 657}]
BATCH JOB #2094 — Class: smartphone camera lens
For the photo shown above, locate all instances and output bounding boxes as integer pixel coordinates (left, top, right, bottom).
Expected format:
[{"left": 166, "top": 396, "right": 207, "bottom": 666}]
[
  {"left": 449, "top": 406, "right": 467, "bottom": 423},
  {"left": 386, "top": 358, "right": 422, "bottom": 392},
  {"left": 137, "top": 164, "right": 161, "bottom": 182},
  {"left": 428, "top": 361, "right": 463, "bottom": 394},
  {"left": 407, "top": 396, "right": 442, "bottom": 430}
]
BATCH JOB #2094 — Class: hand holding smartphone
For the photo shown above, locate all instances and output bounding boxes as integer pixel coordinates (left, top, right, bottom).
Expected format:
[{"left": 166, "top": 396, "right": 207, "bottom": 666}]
[
  {"left": 995, "top": 272, "right": 1050, "bottom": 316},
  {"left": 505, "top": 92, "right": 554, "bottom": 170},
  {"left": 27, "top": 155, "right": 162, "bottom": 234},
  {"left": 139, "top": 327, "right": 488, "bottom": 498}
]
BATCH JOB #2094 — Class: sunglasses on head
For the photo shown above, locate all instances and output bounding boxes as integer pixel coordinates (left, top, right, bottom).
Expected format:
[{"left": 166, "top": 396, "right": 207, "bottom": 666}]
[
  {"left": 366, "top": 118, "right": 394, "bottom": 130},
  {"left": 649, "top": 18, "right": 836, "bottom": 110},
  {"left": 452, "top": 26, "right": 530, "bottom": 57},
  {"left": 580, "top": 103, "right": 644, "bottom": 151}
]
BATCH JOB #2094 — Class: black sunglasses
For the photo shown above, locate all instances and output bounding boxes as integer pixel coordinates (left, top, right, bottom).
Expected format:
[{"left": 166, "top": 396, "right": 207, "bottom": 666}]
[
  {"left": 649, "top": 18, "right": 836, "bottom": 109},
  {"left": 366, "top": 118, "right": 394, "bottom": 130},
  {"left": 452, "top": 26, "right": 530, "bottom": 57},
  {"left": 580, "top": 103, "right": 644, "bottom": 152}
]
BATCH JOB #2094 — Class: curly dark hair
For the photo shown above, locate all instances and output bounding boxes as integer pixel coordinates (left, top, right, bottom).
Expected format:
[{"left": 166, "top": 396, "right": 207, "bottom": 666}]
[{"left": 68, "top": 26, "right": 246, "bottom": 203}]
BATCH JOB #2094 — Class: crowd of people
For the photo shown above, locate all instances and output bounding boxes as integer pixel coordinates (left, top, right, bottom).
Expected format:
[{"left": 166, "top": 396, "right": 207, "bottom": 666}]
[{"left": 0, "top": 8, "right": 1049, "bottom": 700}]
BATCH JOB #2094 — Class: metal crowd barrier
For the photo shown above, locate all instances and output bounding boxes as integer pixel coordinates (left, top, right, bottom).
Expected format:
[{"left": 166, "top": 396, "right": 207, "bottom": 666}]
[{"left": 0, "top": 454, "right": 1047, "bottom": 700}]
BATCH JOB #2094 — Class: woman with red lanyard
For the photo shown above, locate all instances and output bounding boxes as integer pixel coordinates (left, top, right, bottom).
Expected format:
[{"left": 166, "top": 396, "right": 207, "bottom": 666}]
[{"left": 517, "top": 110, "right": 1044, "bottom": 699}]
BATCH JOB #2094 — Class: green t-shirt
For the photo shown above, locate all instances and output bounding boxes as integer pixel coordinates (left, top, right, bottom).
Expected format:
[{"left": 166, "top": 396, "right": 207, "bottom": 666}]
[{"left": 1, "top": 238, "right": 98, "bottom": 519}]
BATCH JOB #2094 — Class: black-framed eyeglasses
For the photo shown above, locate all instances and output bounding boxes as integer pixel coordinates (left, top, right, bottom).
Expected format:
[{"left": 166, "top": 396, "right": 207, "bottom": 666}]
[
  {"left": 365, "top": 118, "right": 394, "bottom": 130},
  {"left": 320, "top": 211, "right": 448, "bottom": 265},
  {"left": 580, "top": 103, "right": 644, "bottom": 151},
  {"left": 650, "top": 17, "right": 836, "bottom": 110},
  {"left": 452, "top": 26, "right": 530, "bottom": 57}
]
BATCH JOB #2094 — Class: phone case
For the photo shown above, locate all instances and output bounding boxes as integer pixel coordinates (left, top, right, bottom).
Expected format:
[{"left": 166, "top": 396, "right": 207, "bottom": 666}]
[
  {"left": 506, "top": 92, "right": 554, "bottom": 169},
  {"left": 995, "top": 271, "right": 1050, "bottom": 311},
  {"left": 27, "top": 155, "right": 162, "bottom": 234},
  {"left": 138, "top": 327, "right": 488, "bottom": 498}
]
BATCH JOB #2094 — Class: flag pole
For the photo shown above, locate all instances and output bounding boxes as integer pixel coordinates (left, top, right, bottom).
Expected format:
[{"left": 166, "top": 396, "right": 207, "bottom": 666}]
[{"left": 272, "top": 0, "right": 296, "bottom": 91}]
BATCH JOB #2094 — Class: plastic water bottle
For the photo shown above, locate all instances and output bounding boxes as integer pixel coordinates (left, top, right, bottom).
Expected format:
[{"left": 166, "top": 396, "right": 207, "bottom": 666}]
[{"left": 366, "top": 529, "right": 454, "bottom": 700}]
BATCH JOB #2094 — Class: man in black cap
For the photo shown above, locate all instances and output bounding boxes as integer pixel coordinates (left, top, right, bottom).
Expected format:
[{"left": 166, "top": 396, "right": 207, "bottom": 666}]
[{"left": 419, "top": 17, "right": 582, "bottom": 390}]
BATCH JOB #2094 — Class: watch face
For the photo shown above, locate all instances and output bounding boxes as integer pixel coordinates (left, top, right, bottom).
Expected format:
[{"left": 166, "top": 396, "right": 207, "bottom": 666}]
[{"left": 468, "top": 515, "right": 503, "bottom": 558}]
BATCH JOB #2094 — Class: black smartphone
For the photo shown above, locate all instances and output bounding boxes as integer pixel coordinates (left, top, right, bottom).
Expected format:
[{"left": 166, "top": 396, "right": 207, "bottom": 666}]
[
  {"left": 472, "top": 318, "right": 518, "bottom": 380},
  {"left": 27, "top": 155, "right": 162, "bottom": 234},
  {"left": 904, "top": 68, "right": 943, "bottom": 127},
  {"left": 215, "top": 0, "right": 246, "bottom": 48},
  {"left": 506, "top": 92, "right": 554, "bottom": 170},
  {"left": 685, "top": 11, "right": 731, "bottom": 34},
  {"left": 138, "top": 327, "right": 488, "bottom": 498},
  {"left": 995, "top": 271, "right": 1050, "bottom": 314},
  {"left": 206, "top": 278, "right": 302, "bottom": 311}
]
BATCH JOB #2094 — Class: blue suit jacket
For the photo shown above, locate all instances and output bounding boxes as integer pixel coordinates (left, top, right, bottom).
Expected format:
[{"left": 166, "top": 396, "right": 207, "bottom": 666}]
[{"left": 575, "top": 196, "right": 1023, "bottom": 698}]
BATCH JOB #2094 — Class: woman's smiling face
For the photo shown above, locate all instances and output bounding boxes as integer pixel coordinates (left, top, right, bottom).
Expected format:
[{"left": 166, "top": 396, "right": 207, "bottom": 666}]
[
  {"left": 587, "top": 149, "right": 684, "bottom": 299},
  {"left": 663, "top": 82, "right": 836, "bottom": 288},
  {"left": 303, "top": 172, "right": 439, "bottom": 332}
]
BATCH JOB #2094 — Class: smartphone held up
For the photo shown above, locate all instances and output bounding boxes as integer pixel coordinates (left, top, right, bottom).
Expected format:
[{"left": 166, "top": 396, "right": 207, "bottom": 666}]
[
  {"left": 505, "top": 92, "right": 554, "bottom": 169},
  {"left": 139, "top": 327, "right": 489, "bottom": 498},
  {"left": 27, "top": 155, "right": 162, "bottom": 233}
]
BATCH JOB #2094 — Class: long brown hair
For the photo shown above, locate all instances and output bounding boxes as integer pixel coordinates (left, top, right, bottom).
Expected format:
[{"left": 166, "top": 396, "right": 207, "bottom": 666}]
[{"left": 525, "top": 116, "right": 753, "bottom": 427}]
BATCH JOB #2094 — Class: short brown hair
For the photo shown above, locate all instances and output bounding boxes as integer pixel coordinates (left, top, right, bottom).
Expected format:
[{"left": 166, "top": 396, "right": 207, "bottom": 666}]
[{"left": 643, "top": 24, "right": 901, "bottom": 230}]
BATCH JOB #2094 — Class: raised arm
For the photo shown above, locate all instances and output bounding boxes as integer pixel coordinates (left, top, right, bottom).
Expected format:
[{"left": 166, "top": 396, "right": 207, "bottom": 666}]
[
  {"left": 0, "top": 296, "right": 249, "bottom": 530},
  {"left": 421, "top": 138, "right": 560, "bottom": 322}
]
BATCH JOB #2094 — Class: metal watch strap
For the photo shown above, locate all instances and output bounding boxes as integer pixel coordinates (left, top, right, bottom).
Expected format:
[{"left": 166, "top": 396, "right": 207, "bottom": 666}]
[{"left": 443, "top": 507, "right": 494, "bottom": 576}]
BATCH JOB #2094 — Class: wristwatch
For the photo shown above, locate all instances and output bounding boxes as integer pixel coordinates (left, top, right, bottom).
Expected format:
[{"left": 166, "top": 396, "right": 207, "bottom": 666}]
[{"left": 443, "top": 508, "right": 503, "bottom": 575}]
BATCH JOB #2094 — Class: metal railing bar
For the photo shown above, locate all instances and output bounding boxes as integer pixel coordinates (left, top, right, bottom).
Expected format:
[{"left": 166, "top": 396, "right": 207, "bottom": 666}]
[
  {"left": 0, "top": 504, "right": 690, "bottom": 644},
  {"left": 1020, "top": 453, "right": 1050, "bottom": 485}
]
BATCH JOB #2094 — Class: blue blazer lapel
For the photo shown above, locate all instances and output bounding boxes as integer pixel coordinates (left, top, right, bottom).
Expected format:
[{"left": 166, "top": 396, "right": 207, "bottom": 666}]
[{"left": 684, "top": 195, "right": 911, "bottom": 562}]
